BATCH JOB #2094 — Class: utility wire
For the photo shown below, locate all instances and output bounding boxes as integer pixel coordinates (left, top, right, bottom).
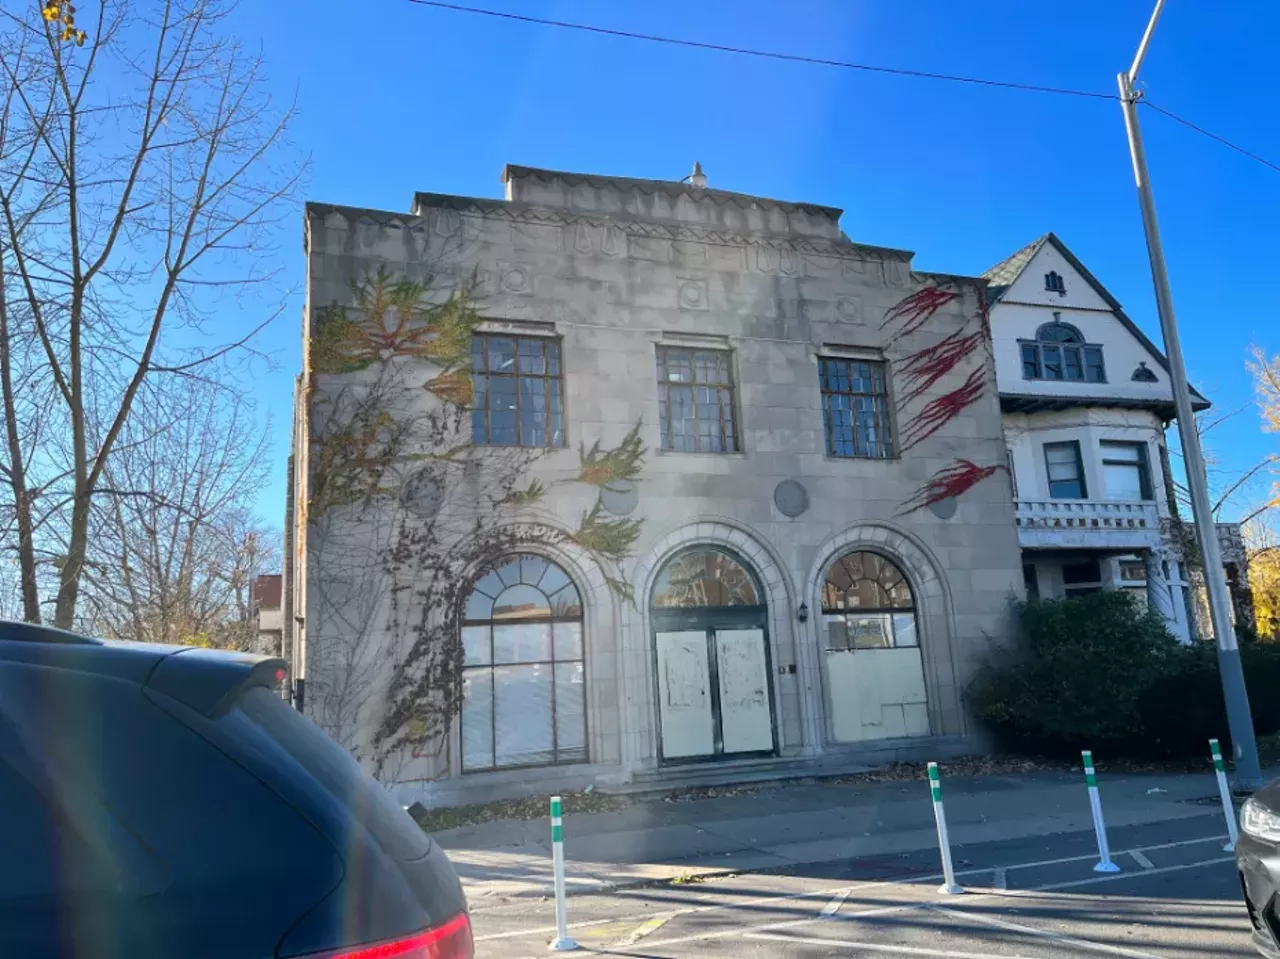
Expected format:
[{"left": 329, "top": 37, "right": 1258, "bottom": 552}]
[
  {"left": 1142, "top": 100, "right": 1280, "bottom": 176},
  {"left": 407, "top": 0, "right": 1280, "bottom": 178},
  {"left": 405, "top": 0, "right": 1117, "bottom": 101}
]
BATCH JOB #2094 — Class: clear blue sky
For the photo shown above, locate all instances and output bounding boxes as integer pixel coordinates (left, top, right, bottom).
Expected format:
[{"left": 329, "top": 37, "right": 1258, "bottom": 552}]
[{"left": 233, "top": 0, "right": 1280, "bottom": 537}]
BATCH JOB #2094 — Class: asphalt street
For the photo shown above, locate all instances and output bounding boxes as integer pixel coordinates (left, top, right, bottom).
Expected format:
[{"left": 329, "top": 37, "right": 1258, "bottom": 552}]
[{"left": 469, "top": 812, "right": 1256, "bottom": 959}]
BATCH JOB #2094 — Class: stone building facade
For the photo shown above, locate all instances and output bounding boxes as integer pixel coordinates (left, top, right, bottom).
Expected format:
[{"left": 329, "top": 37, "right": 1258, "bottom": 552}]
[{"left": 289, "top": 165, "right": 1024, "bottom": 805}]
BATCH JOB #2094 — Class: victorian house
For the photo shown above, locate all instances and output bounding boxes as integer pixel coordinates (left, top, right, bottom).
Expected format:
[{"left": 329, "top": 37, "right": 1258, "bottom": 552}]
[{"left": 985, "top": 232, "right": 1250, "bottom": 641}]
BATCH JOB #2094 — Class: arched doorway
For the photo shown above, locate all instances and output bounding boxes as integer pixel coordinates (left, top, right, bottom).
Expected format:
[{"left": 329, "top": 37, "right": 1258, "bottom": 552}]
[
  {"left": 650, "top": 547, "right": 776, "bottom": 763},
  {"left": 459, "top": 554, "right": 586, "bottom": 771},
  {"left": 820, "top": 550, "right": 930, "bottom": 743}
]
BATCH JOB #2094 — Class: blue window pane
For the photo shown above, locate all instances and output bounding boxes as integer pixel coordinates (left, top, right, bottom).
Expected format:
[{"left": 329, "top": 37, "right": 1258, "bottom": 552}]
[
  {"left": 490, "top": 411, "right": 517, "bottom": 446},
  {"left": 488, "top": 337, "right": 515, "bottom": 373},
  {"left": 519, "top": 378, "right": 546, "bottom": 446},
  {"left": 489, "top": 377, "right": 516, "bottom": 411},
  {"left": 518, "top": 338, "right": 545, "bottom": 375}
]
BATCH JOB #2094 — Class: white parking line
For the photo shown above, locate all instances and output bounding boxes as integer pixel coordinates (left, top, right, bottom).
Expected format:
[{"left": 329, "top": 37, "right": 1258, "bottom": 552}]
[
  {"left": 1130, "top": 850, "right": 1155, "bottom": 869},
  {"left": 992, "top": 867, "right": 1007, "bottom": 891},
  {"left": 822, "top": 887, "right": 853, "bottom": 916},
  {"left": 473, "top": 883, "right": 842, "bottom": 942},
  {"left": 1030, "top": 856, "right": 1235, "bottom": 893},
  {"left": 746, "top": 931, "right": 1043, "bottom": 958},
  {"left": 629, "top": 851, "right": 1237, "bottom": 952},
  {"left": 472, "top": 832, "right": 1231, "bottom": 945},
  {"left": 929, "top": 904, "right": 1164, "bottom": 959}
]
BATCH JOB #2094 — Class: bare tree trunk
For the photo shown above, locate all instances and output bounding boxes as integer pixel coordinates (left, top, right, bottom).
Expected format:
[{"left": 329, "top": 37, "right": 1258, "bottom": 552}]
[
  {"left": 0, "top": 1, "right": 300, "bottom": 628},
  {"left": 54, "top": 488, "right": 91, "bottom": 627},
  {"left": 0, "top": 247, "right": 39, "bottom": 622}
]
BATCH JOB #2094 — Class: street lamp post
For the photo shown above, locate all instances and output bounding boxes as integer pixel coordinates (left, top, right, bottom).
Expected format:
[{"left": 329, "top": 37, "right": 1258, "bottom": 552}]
[{"left": 1118, "top": 0, "right": 1262, "bottom": 789}]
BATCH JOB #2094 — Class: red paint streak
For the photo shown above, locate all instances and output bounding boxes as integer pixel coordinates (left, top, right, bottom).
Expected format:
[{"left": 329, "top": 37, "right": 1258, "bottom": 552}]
[
  {"left": 881, "top": 287, "right": 961, "bottom": 337},
  {"left": 898, "top": 328, "right": 986, "bottom": 405},
  {"left": 899, "top": 459, "right": 1007, "bottom": 515},
  {"left": 899, "top": 367, "right": 985, "bottom": 452}
]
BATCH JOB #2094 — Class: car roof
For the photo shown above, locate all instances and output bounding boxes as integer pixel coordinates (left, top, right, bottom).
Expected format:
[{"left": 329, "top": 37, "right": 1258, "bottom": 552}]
[{"left": 0, "top": 621, "right": 285, "bottom": 716}]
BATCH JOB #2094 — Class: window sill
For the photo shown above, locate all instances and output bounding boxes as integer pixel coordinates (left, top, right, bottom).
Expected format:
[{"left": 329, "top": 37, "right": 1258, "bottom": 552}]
[
  {"left": 470, "top": 442, "right": 569, "bottom": 452},
  {"left": 655, "top": 448, "right": 748, "bottom": 458},
  {"left": 823, "top": 453, "right": 900, "bottom": 464}
]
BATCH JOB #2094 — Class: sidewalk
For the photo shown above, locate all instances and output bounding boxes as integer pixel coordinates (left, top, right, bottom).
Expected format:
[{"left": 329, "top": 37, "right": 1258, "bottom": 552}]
[{"left": 430, "top": 769, "right": 1233, "bottom": 902}]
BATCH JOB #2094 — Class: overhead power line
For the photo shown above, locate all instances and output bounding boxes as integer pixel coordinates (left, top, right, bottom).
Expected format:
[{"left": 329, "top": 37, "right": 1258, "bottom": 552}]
[
  {"left": 405, "top": 0, "right": 1116, "bottom": 101},
  {"left": 1142, "top": 100, "right": 1280, "bottom": 176},
  {"left": 407, "top": 0, "right": 1280, "bottom": 178}
]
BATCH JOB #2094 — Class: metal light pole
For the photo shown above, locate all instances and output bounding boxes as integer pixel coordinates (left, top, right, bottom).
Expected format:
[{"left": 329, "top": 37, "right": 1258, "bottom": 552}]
[{"left": 1118, "top": 0, "right": 1262, "bottom": 789}]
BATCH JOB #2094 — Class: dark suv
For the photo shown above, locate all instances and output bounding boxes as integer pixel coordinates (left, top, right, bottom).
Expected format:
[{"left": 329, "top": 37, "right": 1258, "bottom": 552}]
[{"left": 0, "top": 621, "right": 472, "bottom": 959}]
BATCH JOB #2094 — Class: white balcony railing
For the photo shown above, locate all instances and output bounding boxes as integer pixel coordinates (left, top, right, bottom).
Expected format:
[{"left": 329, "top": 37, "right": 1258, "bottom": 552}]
[{"left": 1014, "top": 499, "right": 1162, "bottom": 550}]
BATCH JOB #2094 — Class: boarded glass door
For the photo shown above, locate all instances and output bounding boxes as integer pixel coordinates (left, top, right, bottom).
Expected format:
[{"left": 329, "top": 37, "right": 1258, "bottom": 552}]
[
  {"left": 655, "top": 631, "right": 715, "bottom": 760},
  {"left": 714, "top": 629, "right": 773, "bottom": 754},
  {"left": 654, "top": 623, "right": 775, "bottom": 763}
]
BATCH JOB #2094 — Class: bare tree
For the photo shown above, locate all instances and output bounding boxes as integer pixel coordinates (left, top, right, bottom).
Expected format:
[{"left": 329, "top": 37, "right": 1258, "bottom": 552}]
[
  {"left": 0, "top": 1, "right": 300, "bottom": 626},
  {"left": 78, "top": 375, "right": 278, "bottom": 647}
]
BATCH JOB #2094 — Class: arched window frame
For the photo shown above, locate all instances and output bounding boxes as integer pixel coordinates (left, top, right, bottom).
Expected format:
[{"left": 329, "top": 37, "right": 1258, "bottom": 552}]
[
  {"left": 651, "top": 547, "right": 764, "bottom": 610},
  {"left": 1018, "top": 317, "right": 1106, "bottom": 384},
  {"left": 820, "top": 550, "right": 920, "bottom": 651},
  {"left": 459, "top": 554, "right": 587, "bottom": 772}
]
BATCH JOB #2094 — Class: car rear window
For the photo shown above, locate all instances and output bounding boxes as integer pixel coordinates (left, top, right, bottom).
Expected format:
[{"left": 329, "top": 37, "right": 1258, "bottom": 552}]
[{"left": 232, "top": 688, "right": 431, "bottom": 861}]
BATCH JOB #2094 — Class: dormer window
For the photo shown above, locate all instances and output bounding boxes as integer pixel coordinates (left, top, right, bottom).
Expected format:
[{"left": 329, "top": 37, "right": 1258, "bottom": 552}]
[
  {"left": 1044, "top": 271, "right": 1066, "bottom": 295},
  {"left": 1019, "top": 317, "right": 1106, "bottom": 383}
]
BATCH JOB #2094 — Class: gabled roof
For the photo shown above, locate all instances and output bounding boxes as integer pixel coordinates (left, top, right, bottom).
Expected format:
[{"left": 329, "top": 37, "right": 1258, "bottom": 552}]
[
  {"left": 981, "top": 235, "right": 1048, "bottom": 302},
  {"left": 981, "top": 232, "right": 1207, "bottom": 409}
]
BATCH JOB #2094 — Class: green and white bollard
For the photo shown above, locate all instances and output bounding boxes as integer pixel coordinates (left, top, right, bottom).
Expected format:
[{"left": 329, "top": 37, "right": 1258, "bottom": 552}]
[
  {"left": 927, "top": 762, "right": 964, "bottom": 895},
  {"left": 1209, "top": 739, "right": 1239, "bottom": 852},
  {"left": 549, "top": 796, "right": 577, "bottom": 951},
  {"left": 1081, "top": 751, "right": 1120, "bottom": 873}
]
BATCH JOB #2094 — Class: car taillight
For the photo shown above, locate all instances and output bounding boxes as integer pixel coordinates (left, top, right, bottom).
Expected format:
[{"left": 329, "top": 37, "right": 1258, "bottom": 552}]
[{"left": 301, "top": 913, "right": 474, "bottom": 959}]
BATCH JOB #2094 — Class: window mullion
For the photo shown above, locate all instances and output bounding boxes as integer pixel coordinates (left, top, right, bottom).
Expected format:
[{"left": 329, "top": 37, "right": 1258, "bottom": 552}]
[
  {"left": 690, "top": 360, "right": 703, "bottom": 452},
  {"left": 482, "top": 338, "right": 492, "bottom": 443}
]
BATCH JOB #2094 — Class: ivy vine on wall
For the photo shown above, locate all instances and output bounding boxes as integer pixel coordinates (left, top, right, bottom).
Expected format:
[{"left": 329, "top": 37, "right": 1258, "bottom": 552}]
[{"left": 306, "top": 269, "right": 646, "bottom": 775}]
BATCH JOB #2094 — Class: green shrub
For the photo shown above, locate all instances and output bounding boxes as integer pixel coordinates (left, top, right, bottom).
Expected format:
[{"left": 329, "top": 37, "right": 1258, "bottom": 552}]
[
  {"left": 1138, "top": 640, "right": 1280, "bottom": 758},
  {"left": 969, "top": 591, "right": 1280, "bottom": 761},
  {"left": 970, "top": 592, "right": 1180, "bottom": 759}
]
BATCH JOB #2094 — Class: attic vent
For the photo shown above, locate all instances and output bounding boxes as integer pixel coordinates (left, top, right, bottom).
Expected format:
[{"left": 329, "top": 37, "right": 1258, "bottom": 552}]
[
  {"left": 1044, "top": 271, "right": 1066, "bottom": 296},
  {"left": 1131, "top": 362, "right": 1159, "bottom": 383}
]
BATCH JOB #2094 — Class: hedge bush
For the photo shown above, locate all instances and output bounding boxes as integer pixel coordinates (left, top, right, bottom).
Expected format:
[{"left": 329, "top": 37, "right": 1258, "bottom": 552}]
[{"left": 969, "top": 591, "right": 1280, "bottom": 761}]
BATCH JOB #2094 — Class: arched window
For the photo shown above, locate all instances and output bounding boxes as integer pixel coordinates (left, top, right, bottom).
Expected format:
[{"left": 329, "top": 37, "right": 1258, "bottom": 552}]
[
  {"left": 460, "top": 555, "right": 585, "bottom": 771},
  {"left": 652, "top": 548, "right": 761, "bottom": 608},
  {"left": 1035, "top": 321, "right": 1084, "bottom": 343},
  {"left": 1020, "top": 317, "right": 1105, "bottom": 383},
  {"left": 821, "top": 551, "right": 918, "bottom": 649}
]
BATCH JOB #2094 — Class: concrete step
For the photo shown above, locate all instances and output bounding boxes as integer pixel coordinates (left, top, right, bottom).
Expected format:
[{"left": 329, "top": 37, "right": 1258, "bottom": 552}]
[{"left": 606, "top": 754, "right": 876, "bottom": 797}]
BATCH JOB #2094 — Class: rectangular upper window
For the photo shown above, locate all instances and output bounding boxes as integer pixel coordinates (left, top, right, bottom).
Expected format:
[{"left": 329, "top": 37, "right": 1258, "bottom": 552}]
[
  {"left": 1020, "top": 320, "right": 1105, "bottom": 384},
  {"left": 656, "top": 347, "right": 739, "bottom": 453},
  {"left": 1021, "top": 343, "right": 1106, "bottom": 383},
  {"left": 470, "top": 335, "right": 565, "bottom": 448},
  {"left": 1044, "top": 441, "right": 1087, "bottom": 499},
  {"left": 819, "top": 357, "right": 893, "bottom": 459},
  {"left": 1100, "top": 440, "right": 1153, "bottom": 501}
]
